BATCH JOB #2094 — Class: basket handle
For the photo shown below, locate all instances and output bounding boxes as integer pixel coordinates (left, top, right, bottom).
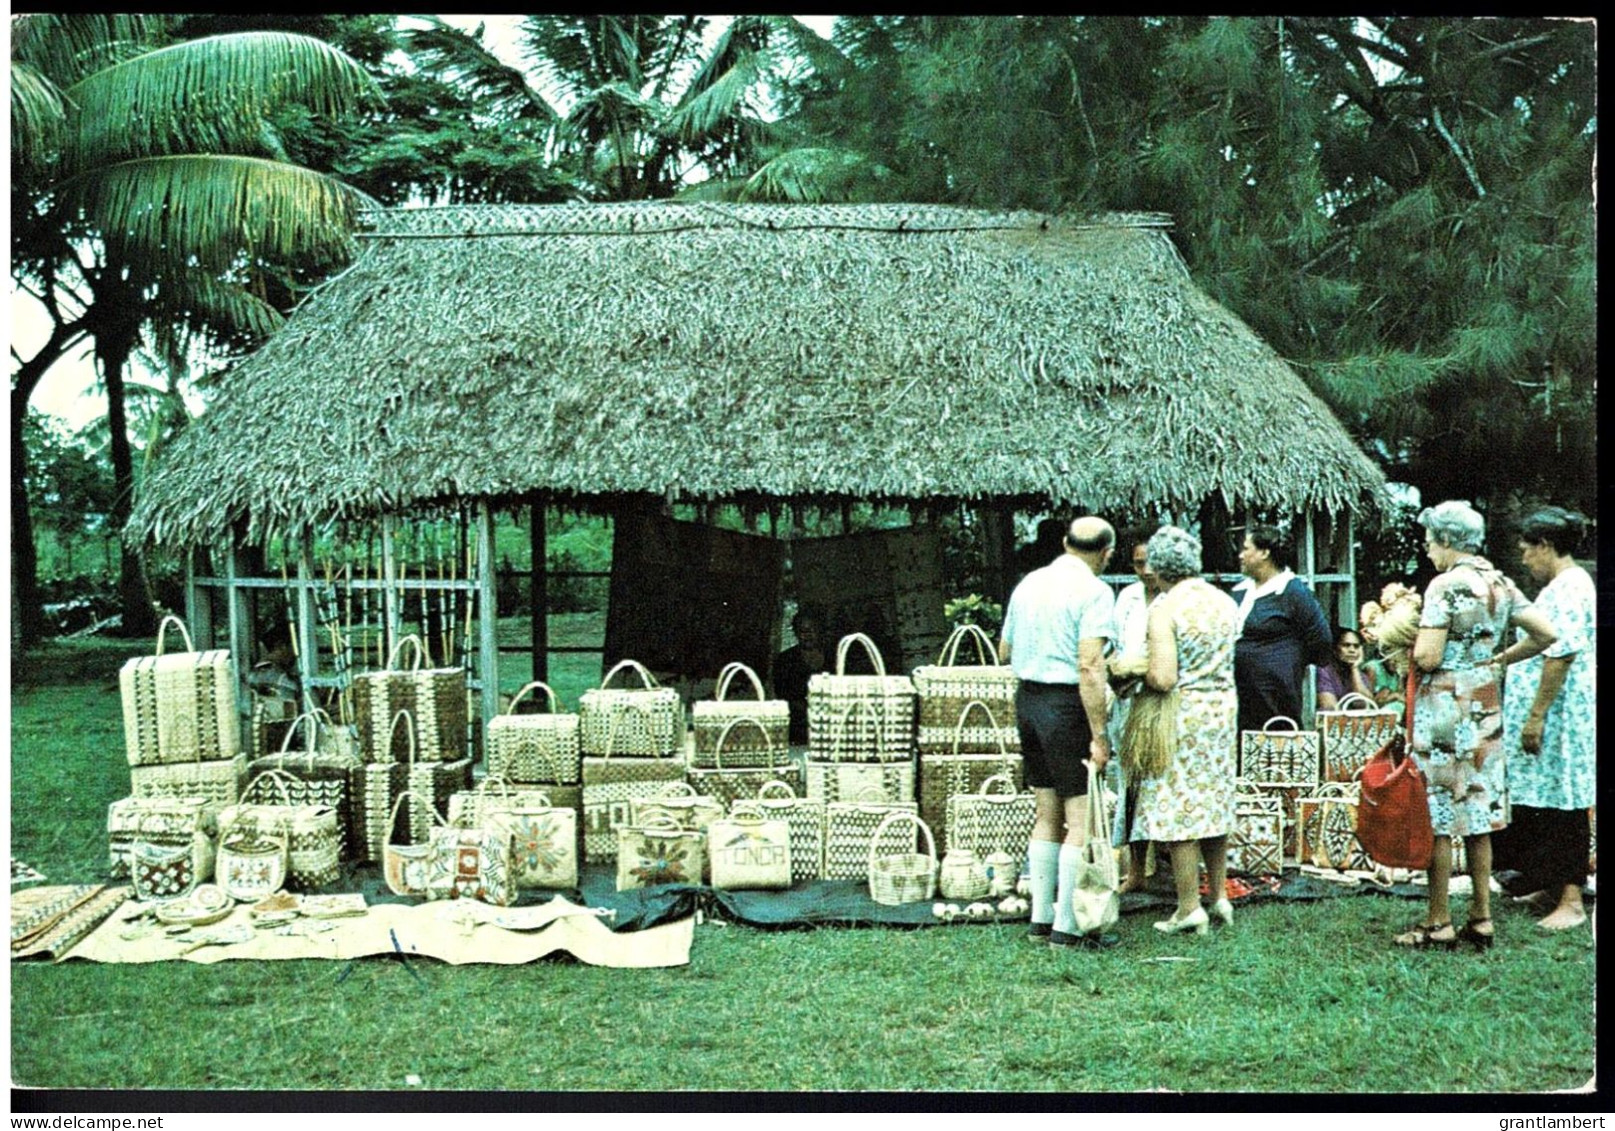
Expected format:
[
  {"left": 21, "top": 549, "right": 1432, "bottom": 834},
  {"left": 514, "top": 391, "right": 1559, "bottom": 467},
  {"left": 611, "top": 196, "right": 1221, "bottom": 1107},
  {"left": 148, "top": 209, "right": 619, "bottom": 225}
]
[
  {"left": 713, "top": 715, "right": 774, "bottom": 771},
  {"left": 714, "top": 662, "right": 766, "bottom": 703},
  {"left": 1328, "top": 693, "right": 1384, "bottom": 714},
  {"left": 1261, "top": 715, "right": 1301, "bottom": 734},
  {"left": 830, "top": 698, "right": 886, "bottom": 761},
  {"left": 937, "top": 623, "right": 996, "bottom": 667},
  {"left": 729, "top": 801, "right": 766, "bottom": 824},
  {"left": 849, "top": 784, "right": 891, "bottom": 806},
  {"left": 385, "top": 633, "right": 426, "bottom": 672},
  {"left": 276, "top": 710, "right": 327, "bottom": 771},
  {"left": 389, "top": 709, "right": 419, "bottom": 768},
  {"left": 948, "top": 699, "right": 1011, "bottom": 762},
  {"left": 154, "top": 614, "right": 195, "bottom": 657},
  {"left": 867, "top": 810, "right": 936, "bottom": 874},
  {"left": 977, "top": 773, "right": 1017, "bottom": 798},
  {"left": 600, "top": 658, "right": 660, "bottom": 690},
  {"left": 835, "top": 632, "right": 887, "bottom": 677},
  {"left": 755, "top": 778, "right": 799, "bottom": 803},
  {"left": 387, "top": 787, "right": 444, "bottom": 842},
  {"left": 505, "top": 681, "right": 562, "bottom": 715},
  {"left": 634, "top": 811, "right": 684, "bottom": 834},
  {"left": 239, "top": 768, "right": 299, "bottom": 808},
  {"left": 1085, "top": 762, "right": 1112, "bottom": 839},
  {"left": 658, "top": 781, "right": 699, "bottom": 799}
]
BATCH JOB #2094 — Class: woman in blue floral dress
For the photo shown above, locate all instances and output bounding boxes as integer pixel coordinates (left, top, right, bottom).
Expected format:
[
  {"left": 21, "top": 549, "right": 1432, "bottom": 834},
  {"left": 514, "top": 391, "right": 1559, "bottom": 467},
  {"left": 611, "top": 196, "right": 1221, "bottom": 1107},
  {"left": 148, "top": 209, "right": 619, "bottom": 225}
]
[
  {"left": 1496, "top": 507, "right": 1597, "bottom": 931},
  {"left": 1400, "top": 501, "right": 1558, "bottom": 950}
]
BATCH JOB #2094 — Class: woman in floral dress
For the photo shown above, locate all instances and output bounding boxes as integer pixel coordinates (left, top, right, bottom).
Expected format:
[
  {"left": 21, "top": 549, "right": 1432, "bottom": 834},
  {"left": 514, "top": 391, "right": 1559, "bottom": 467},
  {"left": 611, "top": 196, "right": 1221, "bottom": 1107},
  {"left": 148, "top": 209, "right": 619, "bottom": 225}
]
[
  {"left": 1132, "top": 526, "right": 1240, "bottom": 936},
  {"left": 1401, "top": 500, "right": 1558, "bottom": 950},
  {"left": 1496, "top": 506, "right": 1596, "bottom": 931}
]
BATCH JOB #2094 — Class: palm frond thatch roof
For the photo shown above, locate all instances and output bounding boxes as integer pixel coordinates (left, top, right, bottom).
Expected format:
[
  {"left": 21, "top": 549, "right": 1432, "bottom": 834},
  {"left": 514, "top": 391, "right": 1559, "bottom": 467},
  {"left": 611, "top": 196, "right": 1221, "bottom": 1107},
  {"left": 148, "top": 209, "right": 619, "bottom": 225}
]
[{"left": 130, "top": 201, "right": 1385, "bottom": 546}]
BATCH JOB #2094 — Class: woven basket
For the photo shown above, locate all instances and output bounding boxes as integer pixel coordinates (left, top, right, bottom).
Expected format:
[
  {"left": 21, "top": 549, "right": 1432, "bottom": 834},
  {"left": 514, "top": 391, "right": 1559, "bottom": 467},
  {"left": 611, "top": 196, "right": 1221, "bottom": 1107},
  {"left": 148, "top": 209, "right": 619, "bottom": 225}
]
[
  {"left": 580, "top": 659, "right": 684, "bottom": 758},
  {"left": 221, "top": 768, "right": 342, "bottom": 890},
  {"left": 390, "top": 708, "right": 472, "bottom": 844},
  {"left": 627, "top": 780, "right": 725, "bottom": 836},
  {"left": 691, "top": 663, "right": 790, "bottom": 768},
  {"left": 1297, "top": 780, "right": 1371, "bottom": 872},
  {"left": 867, "top": 810, "right": 938, "bottom": 906},
  {"left": 246, "top": 711, "right": 362, "bottom": 860},
  {"left": 1227, "top": 779, "right": 1286, "bottom": 876},
  {"left": 120, "top": 615, "right": 240, "bottom": 767},
  {"left": 352, "top": 757, "right": 407, "bottom": 865},
  {"left": 129, "top": 750, "right": 247, "bottom": 806},
  {"left": 108, "top": 797, "right": 218, "bottom": 880},
  {"left": 918, "top": 700, "right": 1024, "bottom": 856},
  {"left": 708, "top": 802, "right": 792, "bottom": 891},
  {"left": 453, "top": 783, "right": 579, "bottom": 891},
  {"left": 581, "top": 711, "right": 687, "bottom": 864},
  {"left": 753, "top": 778, "right": 825, "bottom": 882},
  {"left": 383, "top": 789, "right": 442, "bottom": 897},
  {"left": 1316, "top": 694, "right": 1400, "bottom": 783},
  {"left": 806, "top": 634, "right": 917, "bottom": 763},
  {"left": 128, "top": 817, "right": 210, "bottom": 902},
  {"left": 216, "top": 819, "right": 288, "bottom": 903},
  {"left": 805, "top": 756, "right": 915, "bottom": 805},
  {"left": 616, "top": 811, "right": 706, "bottom": 891},
  {"left": 686, "top": 715, "right": 805, "bottom": 810},
  {"left": 944, "top": 773, "right": 1036, "bottom": 859},
  {"left": 486, "top": 681, "right": 581, "bottom": 785},
  {"left": 913, "top": 624, "right": 1020, "bottom": 756},
  {"left": 352, "top": 634, "right": 468, "bottom": 764},
  {"left": 823, "top": 787, "right": 918, "bottom": 881},
  {"left": 1238, "top": 715, "right": 1322, "bottom": 787}
]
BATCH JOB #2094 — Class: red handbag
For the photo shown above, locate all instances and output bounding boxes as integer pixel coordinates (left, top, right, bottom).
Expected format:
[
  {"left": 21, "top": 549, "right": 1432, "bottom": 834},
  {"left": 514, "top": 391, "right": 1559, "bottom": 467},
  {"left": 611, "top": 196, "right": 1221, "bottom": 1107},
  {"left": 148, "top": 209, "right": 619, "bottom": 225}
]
[{"left": 1354, "top": 667, "right": 1435, "bottom": 869}]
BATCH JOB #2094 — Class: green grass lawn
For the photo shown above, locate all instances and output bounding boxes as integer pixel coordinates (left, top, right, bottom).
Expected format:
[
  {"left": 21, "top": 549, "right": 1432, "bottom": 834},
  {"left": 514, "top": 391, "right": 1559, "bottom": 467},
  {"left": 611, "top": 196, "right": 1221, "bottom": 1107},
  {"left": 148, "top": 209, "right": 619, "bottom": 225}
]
[{"left": 8, "top": 637, "right": 1598, "bottom": 1094}]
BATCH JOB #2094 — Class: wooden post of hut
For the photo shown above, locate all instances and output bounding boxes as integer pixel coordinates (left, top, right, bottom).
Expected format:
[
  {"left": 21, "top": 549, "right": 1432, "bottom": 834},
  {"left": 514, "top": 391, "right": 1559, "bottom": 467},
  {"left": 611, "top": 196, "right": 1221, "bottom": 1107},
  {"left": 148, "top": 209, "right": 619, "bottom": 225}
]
[
  {"left": 529, "top": 493, "right": 548, "bottom": 685},
  {"left": 477, "top": 501, "right": 500, "bottom": 736}
]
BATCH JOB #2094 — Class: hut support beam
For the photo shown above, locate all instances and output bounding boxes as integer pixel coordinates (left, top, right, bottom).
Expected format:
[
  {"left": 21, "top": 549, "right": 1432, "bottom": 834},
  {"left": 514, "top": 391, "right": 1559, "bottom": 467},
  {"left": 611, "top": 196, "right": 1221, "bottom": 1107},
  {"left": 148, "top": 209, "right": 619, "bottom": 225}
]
[
  {"left": 381, "top": 515, "right": 400, "bottom": 660},
  {"left": 529, "top": 495, "right": 548, "bottom": 684},
  {"left": 477, "top": 502, "right": 499, "bottom": 731},
  {"left": 224, "top": 527, "right": 251, "bottom": 721},
  {"left": 185, "top": 547, "right": 215, "bottom": 650},
  {"left": 295, "top": 528, "right": 319, "bottom": 714}
]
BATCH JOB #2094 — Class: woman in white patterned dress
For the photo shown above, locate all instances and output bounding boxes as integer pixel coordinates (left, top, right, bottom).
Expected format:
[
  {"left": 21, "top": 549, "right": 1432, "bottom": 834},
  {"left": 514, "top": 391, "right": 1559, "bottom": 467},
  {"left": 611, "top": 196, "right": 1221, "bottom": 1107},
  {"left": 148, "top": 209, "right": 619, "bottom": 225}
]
[
  {"left": 1497, "top": 506, "right": 1596, "bottom": 931},
  {"left": 1132, "top": 526, "right": 1240, "bottom": 935}
]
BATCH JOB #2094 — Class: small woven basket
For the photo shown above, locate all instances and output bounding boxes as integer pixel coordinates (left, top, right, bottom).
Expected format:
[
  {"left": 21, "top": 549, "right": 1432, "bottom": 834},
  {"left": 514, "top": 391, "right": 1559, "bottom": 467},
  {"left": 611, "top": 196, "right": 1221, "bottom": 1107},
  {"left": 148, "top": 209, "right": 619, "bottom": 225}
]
[
  {"left": 691, "top": 663, "right": 790, "bottom": 768},
  {"left": 867, "top": 810, "right": 938, "bottom": 906},
  {"left": 486, "top": 681, "right": 582, "bottom": 785}
]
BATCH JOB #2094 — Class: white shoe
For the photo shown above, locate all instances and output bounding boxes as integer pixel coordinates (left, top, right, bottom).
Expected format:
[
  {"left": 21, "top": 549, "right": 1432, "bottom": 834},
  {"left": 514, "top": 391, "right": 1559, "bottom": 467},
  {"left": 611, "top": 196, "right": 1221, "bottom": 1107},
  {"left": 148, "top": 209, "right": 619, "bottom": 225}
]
[
  {"left": 1210, "top": 898, "right": 1234, "bottom": 926},
  {"left": 1154, "top": 906, "right": 1209, "bottom": 935}
]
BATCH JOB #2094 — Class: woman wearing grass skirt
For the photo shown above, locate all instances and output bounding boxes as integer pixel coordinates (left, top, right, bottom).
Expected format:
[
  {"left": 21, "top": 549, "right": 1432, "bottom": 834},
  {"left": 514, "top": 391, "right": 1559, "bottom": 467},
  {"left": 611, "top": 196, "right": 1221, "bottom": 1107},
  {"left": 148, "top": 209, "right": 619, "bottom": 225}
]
[
  {"left": 1494, "top": 506, "right": 1596, "bottom": 932},
  {"left": 1400, "top": 500, "right": 1557, "bottom": 951},
  {"left": 1130, "top": 526, "right": 1241, "bottom": 936}
]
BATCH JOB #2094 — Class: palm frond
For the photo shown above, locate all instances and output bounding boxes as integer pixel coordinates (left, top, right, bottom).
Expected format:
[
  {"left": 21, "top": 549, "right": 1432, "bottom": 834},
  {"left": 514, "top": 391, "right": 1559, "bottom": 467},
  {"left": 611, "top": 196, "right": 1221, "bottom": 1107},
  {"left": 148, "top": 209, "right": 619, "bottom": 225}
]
[
  {"left": 736, "top": 147, "right": 876, "bottom": 203},
  {"left": 55, "top": 154, "right": 365, "bottom": 275},
  {"left": 161, "top": 272, "right": 287, "bottom": 342},
  {"left": 398, "top": 17, "right": 558, "bottom": 122},
  {"left": 665, "top": 52, "right": 763, "bottom": 144},
  {"left": 565, "top": 82, "right": 663, "bottom": 138},
  {"left": 10, "top": 13, "right": 159, "bottom": 86},
  {"left": 62, "top": 31, "right": 382, "bottom": 173},
  {"left": 10, "top": 63, "right": 66, "bottom": 167},
  {"left": 758, "top": 16, "right": 853, "bottom": 84}
]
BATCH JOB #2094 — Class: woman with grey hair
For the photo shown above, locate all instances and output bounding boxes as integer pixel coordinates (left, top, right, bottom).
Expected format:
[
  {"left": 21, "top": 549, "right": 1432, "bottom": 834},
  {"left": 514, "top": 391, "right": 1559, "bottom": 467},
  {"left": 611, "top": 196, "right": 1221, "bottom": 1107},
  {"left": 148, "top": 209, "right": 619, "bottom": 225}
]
[
  {"left": 1398, "top": 500, "right": 1558, "bottom": 950},
  {"left": 1129, "top": 525, "right": 1241, "bottom": 935}
]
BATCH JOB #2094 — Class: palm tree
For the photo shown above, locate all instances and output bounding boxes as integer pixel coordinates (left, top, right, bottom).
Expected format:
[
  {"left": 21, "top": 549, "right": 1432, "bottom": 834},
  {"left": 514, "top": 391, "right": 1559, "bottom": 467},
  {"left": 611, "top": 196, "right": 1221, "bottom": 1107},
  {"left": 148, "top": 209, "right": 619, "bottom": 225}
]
[{"left": 10, "top": 14, "right": 381, "bottom": 645}]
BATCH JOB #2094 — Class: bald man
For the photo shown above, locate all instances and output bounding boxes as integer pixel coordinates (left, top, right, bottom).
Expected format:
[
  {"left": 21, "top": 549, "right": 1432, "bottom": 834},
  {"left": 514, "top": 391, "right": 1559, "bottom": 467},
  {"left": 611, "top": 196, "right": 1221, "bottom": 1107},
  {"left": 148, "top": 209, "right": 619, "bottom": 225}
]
[{"left": 998, "top": 515, "right": 1118, "bottom": 948}]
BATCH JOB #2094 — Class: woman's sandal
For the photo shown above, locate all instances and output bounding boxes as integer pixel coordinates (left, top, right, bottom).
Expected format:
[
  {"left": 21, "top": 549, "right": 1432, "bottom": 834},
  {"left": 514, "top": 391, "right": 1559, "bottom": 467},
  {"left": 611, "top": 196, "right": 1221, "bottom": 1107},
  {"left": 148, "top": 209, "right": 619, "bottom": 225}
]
[
  {"left": 1457, "top": 918, "right": 1495, "bottom": 951},
  {"left": 1393, "top": 921, "right": 1457, "bottom": 949}
]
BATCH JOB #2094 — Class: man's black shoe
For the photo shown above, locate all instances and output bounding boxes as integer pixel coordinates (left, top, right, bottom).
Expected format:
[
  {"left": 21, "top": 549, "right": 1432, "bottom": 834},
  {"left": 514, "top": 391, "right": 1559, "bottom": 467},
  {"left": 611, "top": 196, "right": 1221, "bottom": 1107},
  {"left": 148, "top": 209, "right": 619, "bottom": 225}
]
[{"left": 1026, "top": 923, "right": 1053, "bottom": 942}]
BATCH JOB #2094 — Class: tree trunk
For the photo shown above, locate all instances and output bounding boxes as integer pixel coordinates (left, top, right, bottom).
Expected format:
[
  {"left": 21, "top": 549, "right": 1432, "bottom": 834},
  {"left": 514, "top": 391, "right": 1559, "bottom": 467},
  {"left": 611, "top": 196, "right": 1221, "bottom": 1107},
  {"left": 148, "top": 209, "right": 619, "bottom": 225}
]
[
  {"left": 95, "top": 317, "right": 158, "bottom": 638},
  {"left": 9, "top": 323, "right": 80, "bottom": 653}
]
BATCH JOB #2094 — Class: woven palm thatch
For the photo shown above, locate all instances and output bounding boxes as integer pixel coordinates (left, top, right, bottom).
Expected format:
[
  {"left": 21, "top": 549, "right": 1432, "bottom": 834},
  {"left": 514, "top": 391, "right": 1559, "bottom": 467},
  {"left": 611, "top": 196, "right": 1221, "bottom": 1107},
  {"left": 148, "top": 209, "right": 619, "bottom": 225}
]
[{"left": 129, "top": 202, "right": 1385, "bottom": 546}]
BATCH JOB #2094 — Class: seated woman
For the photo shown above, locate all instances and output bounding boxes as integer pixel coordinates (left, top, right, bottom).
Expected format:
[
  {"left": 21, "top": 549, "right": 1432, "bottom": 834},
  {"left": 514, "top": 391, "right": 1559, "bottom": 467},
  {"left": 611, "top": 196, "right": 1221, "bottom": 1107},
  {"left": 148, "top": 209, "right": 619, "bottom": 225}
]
[{"left": 1315, "top": 625, "right": 1374, "bottom": 711}]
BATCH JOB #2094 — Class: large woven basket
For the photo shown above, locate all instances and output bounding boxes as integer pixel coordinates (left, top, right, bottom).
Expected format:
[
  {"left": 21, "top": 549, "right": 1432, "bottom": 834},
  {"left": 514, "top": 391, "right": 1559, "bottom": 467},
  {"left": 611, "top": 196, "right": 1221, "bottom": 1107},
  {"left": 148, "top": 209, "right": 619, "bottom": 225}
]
[
  {"left": 352, "top": 757, "right": 407, "bottom": 864},
  {"left": 581, "top": 715, "right": 687, "bottom": 864},
  {"left": 686, "top": 715, "right": 805, "bottom": 810},
  {"left": 246, "top": 711, "right": 362, "bottom": 860},
  {"left": 867, "top": 810, "right": 938, "bottom": 906},
  {"left": 806, "top": 634, "right": 916, "bottom": 763},
  {"left": 691, "top": 663, "right": 790, "bottom": 768},
  {"left": 107, "top": 796, "right": 219, "bottom": 879},
  {"left": 805, "top": 755, "right": 915, "bottom": 804},
  {"left": 753, "top": 778, "right": 825, "bottom": 882},
  {"left": 391, "top": 707, "right": 472, "bottom": 844},
  {"left": 918, "top": 700, "right": 1024, "bottom": 855},
  {"left": 1316, "top": 694, "right": 1400, "bottom": 783},
  {"left": 352, "top": 634, "right": 468, "bottom": 764},
  {"left": 580, "top": 659, "right": 684, "bottom": 758},
  {"left": 1238, "top": 715, "right": 1322, "bottom": 787},
  {"left": 120, "top": 615, "right": 240, "bottom": 767},
  {"left": 486, "top": 681, "right": 582, "bottom": 785},
  {"left": 129, "top": 751, "right": 247, "bottom": 806},
  {"left": 221, "top": 769, "right": 341, "bottom": 890},
  {"left": 943, "top": 773, "right": 1035, "bottom": 859},
  {"left": 822, "top": 787, "right": 918, "bottom": 881},
  {"left": 912, "top": 624, "right": 1020, "bottom": 756}
]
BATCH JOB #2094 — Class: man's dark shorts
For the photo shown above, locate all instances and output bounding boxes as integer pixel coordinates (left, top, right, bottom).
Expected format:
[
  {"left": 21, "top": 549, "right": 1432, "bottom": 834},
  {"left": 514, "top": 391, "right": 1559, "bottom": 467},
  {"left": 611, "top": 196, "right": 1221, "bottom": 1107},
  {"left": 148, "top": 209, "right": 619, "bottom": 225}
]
[{"left": 1015, "top": 680, "right": 1093, "bottom": 798}]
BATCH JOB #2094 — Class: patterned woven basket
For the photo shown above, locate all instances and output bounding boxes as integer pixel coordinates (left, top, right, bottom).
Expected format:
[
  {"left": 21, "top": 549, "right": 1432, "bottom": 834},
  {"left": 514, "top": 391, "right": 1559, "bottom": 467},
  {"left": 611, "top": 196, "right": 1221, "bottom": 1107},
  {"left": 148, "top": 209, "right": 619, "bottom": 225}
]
[
  {"left": 221, "top": 768, "right": 341, "bottom": 890},
  {"left": 486, "top": 681, "right": 581, "bottom": 785},
  {"left": 822, "top": 787, "right": 918, "bottom": 881},
  {"left": 450, "top": 782, "right": 579, "bottom": 891},
  {"left": 391, "top": 707, "right": 472, "bottom": 845},
  {"left": 944, "top": 773, "right": 1035, "bottom": 859},
  {"left": 690, "top": 663, "right": 790, "bottom": 768},
  {"left": 581, "top": 710, "right": 687, "bottom": 864},
  {"left": 1228, "top": 779, "right": 1286, "bottom": 876},
  {"left": 120, "top": 615, "right": 241, "bottom": 767},
  {"left": 686, "top": 715, "right": 805, "bottom": 810},
  {"left": 753, "top": 778, "right": 825, "bottom": 882},
  {"left": 1316, "top": 694, "right": 1400, "bottom": 783},
  {"left": 246, "top": 711, "right": 362, "bottom": 860},
  {"left": 352, "top": 634, "right": 468, "bottom": 764},
  {"left": 1238, "top": 715, "right": 1322, "bottom": 787},
  {"left": 1297, "top": 780, "right": 1371, "bottom": 872},
  {"left": 129, "top": 750, "right": 247, "bottom": 806},
  {"left": 867, "top": 810, "right": 938, "bottom": 905},
  {"left": 918, "top": 700, "right": 1024, "bottom": 856},
  {"left": 913, "top": 624, "right": 1020, "bottom": 756},
  {"left": 352, "top": 756, "right": 407, "bottom": 865},
  {"left": 806, "top": 633, "right": 917, "bottom": 763},
  {"left": 107, "top": 796, "right": 219, "bottom": 879},
  {"left": 579, "top": 660, "right": 684, "bottom": 758},
  {"left": 805, "top": 757, "right": 915, "bottom": 805}
]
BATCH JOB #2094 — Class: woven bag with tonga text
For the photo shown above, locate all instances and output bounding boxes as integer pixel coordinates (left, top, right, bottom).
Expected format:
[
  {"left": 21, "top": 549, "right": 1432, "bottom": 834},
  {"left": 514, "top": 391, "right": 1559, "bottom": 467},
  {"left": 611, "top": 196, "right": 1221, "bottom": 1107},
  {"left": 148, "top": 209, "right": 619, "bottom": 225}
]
[{"left": 1227, "top": 779, "right": 1285, "bottom": 876}]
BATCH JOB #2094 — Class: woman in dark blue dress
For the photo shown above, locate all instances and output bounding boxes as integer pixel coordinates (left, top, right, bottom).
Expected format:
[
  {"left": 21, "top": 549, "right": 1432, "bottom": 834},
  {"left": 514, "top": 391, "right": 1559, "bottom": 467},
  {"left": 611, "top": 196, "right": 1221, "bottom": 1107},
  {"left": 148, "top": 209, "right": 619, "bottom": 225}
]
[{"left": 1232, "top": 524, "right": 1333, "bottom": 733}]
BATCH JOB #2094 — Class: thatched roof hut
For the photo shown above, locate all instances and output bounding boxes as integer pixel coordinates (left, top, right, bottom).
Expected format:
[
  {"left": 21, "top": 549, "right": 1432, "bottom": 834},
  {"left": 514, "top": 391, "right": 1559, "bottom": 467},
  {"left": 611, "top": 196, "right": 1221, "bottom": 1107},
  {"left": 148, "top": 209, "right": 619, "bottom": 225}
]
[{"left": 129, "top": 202, "right": 1384, "bottom": 547}]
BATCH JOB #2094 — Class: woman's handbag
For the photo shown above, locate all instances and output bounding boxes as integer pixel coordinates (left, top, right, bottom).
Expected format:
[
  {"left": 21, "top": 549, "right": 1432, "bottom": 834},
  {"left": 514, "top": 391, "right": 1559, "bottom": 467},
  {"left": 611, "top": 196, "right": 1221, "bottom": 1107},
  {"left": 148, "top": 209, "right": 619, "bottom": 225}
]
[
  {"left": 867, "top": 810, "right": 938, "bottom": 906},
  {"left": 912, "top": 624, "right": 1019, "bottom": 757},
  {"left": 107, "top": 795, "right": 218, "bottom": 879},
  {"left": 246, "top": 711, "right": 362, "bottom": 859},
  {"left": 1354, "top": 670, "right": 1435, "bottom": 870},
  {"left": 1227, "top": 778, "right": 1286, "bottom": 876},
  {"left": 823, "top": 786, "right": 918, "bottom": 881},
  {"left": 707, "top": 802, "right": 792, "bottom": 891},
  {"left": 216, "top": 819, "right": 289, "bottom": 902},
  {"left": 120, "top": 614, "right": 240, "bottom": 766},
  {"left": 389, "top": 708, "right": 471, "bottom": 845},
  {"left": 944, "top": 773, "right": 1035, "bottom": 863},
  {"left": 754, "top": 778, "right": 825, "bottom": 882},
  {"left": 129, "top": 744, "right": 247, "bottom": 806},
  {"left": 1069, "top": 763, "right": 1119, "bottom": 935},
  {"left": 480, "top": 787, "right": 579, "bottom": 891},
  {"left": 581, "top": 710, "right": 688, "bottom": 863},
  {"left": 220, "top": 769, "right": 341, "bottom": 890},
  {"left": 1238, "top": 715, "right": 1322, "bottom": 787},
  {"left": 686, "top": 715, "right": 805, "bottom": 810},
  {"left": 805, "top": 699, "right": 916, "bottom": 802},
  {"left": 486, "top": 681, "right": 582, "bottom": 785},
  {"left": 1297, "top": 781, "right": 1371, "bottom": 872},
  {"left": 352, "top": 634, "right": 468, "bottom": 764},
  {"left": 383, "top": 789, "right": 440, "bottom": 897},
  {"left": 806, "top": 633, "right": 917, "bottom": 763},
  {"left": 128, "top": 812, "right": 213, "bottom": 901},
  {"left": 1316, "top": 693, "right": 1401, "bottom": 783},
  {"left": 579, "top": 659, "right": 684, "bottom": 758},
  {"left": 424, "top": 809, "right": 516, "bottom": 906},
  {"left": 616, "top": 812, "right": 706, "bottom": 891},
  {"left": 918, "top": 699, "right": 1023, "bottom": 855},
  {"left": 691, "top": 663, "right": 789, "bottom": 767},
  {"left": 627, "top": 781, "right": 725, "bottom": 837}
]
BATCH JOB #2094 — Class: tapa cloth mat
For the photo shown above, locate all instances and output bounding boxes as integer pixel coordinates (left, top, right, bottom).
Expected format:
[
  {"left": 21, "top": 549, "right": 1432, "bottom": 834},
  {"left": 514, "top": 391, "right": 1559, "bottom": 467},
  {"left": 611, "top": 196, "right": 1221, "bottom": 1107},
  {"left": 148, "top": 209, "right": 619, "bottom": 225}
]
[{"left": 63, "top": 895, "right": 692, "bottom": 968}]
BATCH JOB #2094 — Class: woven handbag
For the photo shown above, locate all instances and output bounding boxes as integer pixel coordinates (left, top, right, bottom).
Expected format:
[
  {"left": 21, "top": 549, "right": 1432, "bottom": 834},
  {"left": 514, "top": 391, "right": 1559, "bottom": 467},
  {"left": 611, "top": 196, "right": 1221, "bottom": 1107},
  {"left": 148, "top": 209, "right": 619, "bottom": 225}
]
[
  {"left": 823, "top": 787, "right": 918, "bottom": 882},
  {"left": 1297, "top": 781, "right": 1372, "bottom": 872},
  {"left": 129, "top": 746, "right": 247, "bottom": 807},
  {"left": 390, "top": 708, "right": 472, "bottom": 845},
  {"left": 1238, "top": 715, "right": 1323, "bottom": 787},
  {"left": 580, "top": 659, "right": 684, "bottom": 758},
  {"left": 216, "top": 819, "right": 289, "bottom": 902},
  {"left": 919, "top": 700, "right": 1024, "bottom": 856},
  {"left": 486, "top": 681, "right": 582, "bottom": 785},
  {"left": 708, "top": 802, "right": 792, "bottom": 891},
  {"left": 469, "top": 786, "right": 579, "bottom": 891},
  {"left": 913, "top": 624, "right": 1019, "bottom": 756},
  {"left": 627, "top": 781, "right": 726, "bottom": 836},
  {"left": 806, "top": 633, "right": 917, "bottom": 763},
  {"left": 352, "top": 754, "right": 407, "bottom": 865},
  {"left": 127, "top": 811, "right": 214, "bottom": 900},
  {"left": 581, "top": 710, "right": 688, "bottom": 864},
  {"left": 246, "top": 711, "right": 361, "bottom": 860},
  {"left": 352, "top": 634, "right": 468, "bottom": 764},
  {"left": 120, "top": 615, "right": 240, "bottom": 767},
  {"left": 691, "top": 663, "right": 790, "bottom": 768},
  {"left": 107, "top": 795, "right": 218, "bottom": 879},
  {"left": 1227, "top": 779, "right": 1286, "bottom": 876},
  {"left": 616, "top": 811, "right": 706, "bottom": 891},
  {"left": 383, "top": 789, "right": 442, "bottom": 898},
  {"left": 944, "top": 773, "right": 1035, "bottom": 861},
  {"left": 221, "top": 769, "right": 341, "bottom": 890},
  {"left": 805, "top": 698, "right": 916, "bottom": 802},
  {"left": 1316, "top": 694, "right": 1400, "bottom": 783},
  {"left": 424, "top": 808, "right": 516, "bottom": 906},
  {"left": 867, "top": 810, "right": 938, "bottom": 906},
  {"left": 686, "top": 716, "right": 805, "bottom": 810},
  {"left": 753, "top": 778, "right": 825, "bottom": 882}
]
